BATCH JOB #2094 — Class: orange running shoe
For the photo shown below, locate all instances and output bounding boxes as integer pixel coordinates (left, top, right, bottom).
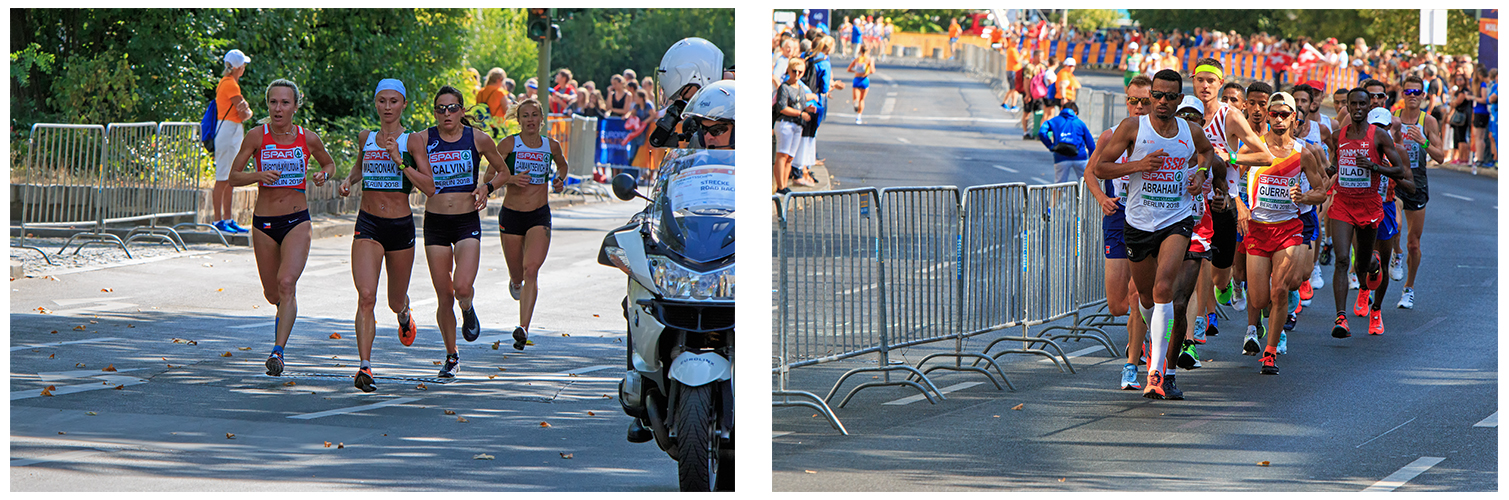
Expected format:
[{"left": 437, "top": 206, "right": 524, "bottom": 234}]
[
  {"left": 1299, "top": 280, "right": 1314, "bottom": 300},
  {"left": 1331, "top": 312, "right": 1351, "bottom": 338},
  {"left": 1353, "top": 290, "right": 1371, "bottom": 317},
  {"left": 1142, "top": 371, "right": 1166, "bottom": 399},
  {"left": 398, "top": 307, "right": 417, "bottom": 346},
  {"left": 1368, "top": 309, "right": 1384, "bottom": 335}
]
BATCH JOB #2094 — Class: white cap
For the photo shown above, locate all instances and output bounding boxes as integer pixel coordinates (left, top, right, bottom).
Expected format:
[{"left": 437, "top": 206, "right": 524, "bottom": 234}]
[
  {"left": 1177, "top": 95, "right": 1203, "bottom": 114},
  {"left": 224, "top": 49, "right": 250, "bottom": 67},
  {"left": 1367, "top": 108, "right": 1392, "bottom": 127},
  {"left": 1127, "top": 41, "right": 1139, "bottom": 52},
  {"left": 1064, "top": 57, "right": 1076, "bottom": 67}
]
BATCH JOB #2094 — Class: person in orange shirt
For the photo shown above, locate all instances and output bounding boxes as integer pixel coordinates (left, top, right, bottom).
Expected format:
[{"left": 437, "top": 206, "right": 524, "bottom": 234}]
[
  {"left": 1000, "top": 36, "right": 1025, "bottom": 112},
  {"left": 1057, "top": 57, "right": 1081, "bottom": 107},
  {"left": 990, "top": 23, "right": 1004, "bottom": 50},
  {"left": 947, "top": 18, "right": 962, "bottom": 59},
  {"left": 475, "top": 68, "right": 509, "bottom": 138},
  {"left": 211, "top": 49, "right": 255, "bottom": 234}
]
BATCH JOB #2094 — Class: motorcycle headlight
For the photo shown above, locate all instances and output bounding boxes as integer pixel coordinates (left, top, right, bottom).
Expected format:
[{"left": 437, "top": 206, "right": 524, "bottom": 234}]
[{"left": 648, "top": 256, "right": 733, "bottom": 301}]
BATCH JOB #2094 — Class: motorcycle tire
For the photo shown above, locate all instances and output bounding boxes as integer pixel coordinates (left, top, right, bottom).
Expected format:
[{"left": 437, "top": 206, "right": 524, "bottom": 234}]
[{"left": 675, "top": 384, "right": 720, "bottom": 491}]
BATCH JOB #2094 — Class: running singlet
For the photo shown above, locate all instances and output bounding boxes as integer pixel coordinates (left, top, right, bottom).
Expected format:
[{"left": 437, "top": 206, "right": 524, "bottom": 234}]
[
  {"left": 506, "top": 134, "right": 553, "bottom": 185},
  {"left": 1200, "top": 102, "right": 1240, "bottom": 200},
  {"left": 256, "top": 124, "right": 309, "bottom": 191},
  {"left": 1124, "top": 115, "right": 1198, "bottom": 232},
  {"left": 1299, "top": 119, "right": 1328, "bottom": 159},
  {"left": 426, "top": 126, "right": 480, "bottom": 195},
  {"left": 1246, "top": 142, "right": 1305, "bottom": 223},
  {"left": 1393, "top": 110, "right": 1426, "bottom": 171},
  {"left": 1101, "top": 152, "right": 1131, "bottom": 205},
  {"left": 360, "top": 131, "right": 413, "bottom": 193},
  {"left": 1334, "top": 124, "right": 1384, "bottom": 199}
]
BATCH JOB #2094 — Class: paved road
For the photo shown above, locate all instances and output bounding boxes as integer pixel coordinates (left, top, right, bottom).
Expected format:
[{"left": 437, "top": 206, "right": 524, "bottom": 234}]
[
  {"left": 776, "top": 59, "right": 1497, "bottom": 491},
  {"left": 11, "top": 201, "right": 684, "bottom": 491}
]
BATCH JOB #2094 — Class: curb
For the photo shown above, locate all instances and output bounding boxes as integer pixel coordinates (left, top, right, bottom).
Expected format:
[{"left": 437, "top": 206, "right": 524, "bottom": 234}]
[{"left": 1431, "top": 162, "right": 1498, "bottom": 179}]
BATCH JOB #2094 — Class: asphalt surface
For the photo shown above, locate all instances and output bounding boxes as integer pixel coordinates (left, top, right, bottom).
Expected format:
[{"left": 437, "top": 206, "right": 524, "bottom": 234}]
[
  {"left": 775, "top": 59, "right": 1498, "bottom": 491},
  {"left": 10, "top": 200, "right": 688, "bottom": 491}
]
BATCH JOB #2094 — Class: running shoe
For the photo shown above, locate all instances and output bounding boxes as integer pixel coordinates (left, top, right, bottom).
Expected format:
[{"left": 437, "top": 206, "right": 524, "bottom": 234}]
[
  {"left": 213, "top": 220, "right": 233, "bottom": 233},
  {"left": 354, "top": 367, "right": 376, "bottom": 393},
  {"left": 1365, "top": 251, "right": 1383, "bottom": 291},
  {"left": 1348, "top": 272, "right": 1359, "bottom": 290},
  {"left": 1206, "top": 313, "right": 1219, "bottom": 336},
  {"left": 1354, "top": 290, "right": 1371, "bottom": 318},
  {"left": 439, "top": 353, "right": 459, "bottom": 378},
  {"left": 512, "top": 325, "right": 529, "bottom": 351},
  {"left": 1177, "top": 340, "right": 1202, "bottom": 370},
  {"left": 1242, "top": 326, "right": 1261, "bottom": 356},
  {"left": 1277, "top": 332, "right": 1288, "bottom": 355},
  {"left": 1310, "top": 264, "right": 1325, "bottom": 289},
  {"left": 1284, "top": 312, "right": 1297, "bottom": 332},
  {"left": 1397, "top": 287, "right": 1415, "bottom": 309},
  {"left": 1142, "top": 371, "right": 1166, "bottom": 400},
  {"left": 1232, "top": 283, "right": 1248, "bottom": 311},
  {"left": 1389, "top": 253, "right": 1405, "bottom": 281},
  {"left": 265, "top": 351, "right": 284, "bottom": 377},
  {"left": 1120, "top": 363, "right": 1141, "bottom": 390},
  {"left": 1161, "top": 374, "right": 1184, "bottom": 400},
  {"left": 1299, "top": 280, "right": 1314, "bottom": 301},
  {"left": 1319, "top": 240, "right": 1334, "bottom": 265},
  {"left": 1332, "top": 312, "right": 1351, "bottom": 338},
  {"left": 1368, "top": 309, "right": 1384, "bottom": 335},
  {"left": 398, "top": 307, "right": 417, "bottom": 347},
  {"left": 461, "top": 307, "right": 481, "bottom": 342},
  {"left": 509, "top": 281, "right": 523, "bottom": 301},
  {"left": 1216, "top": 280, "right": 1233, "bottom": 305},
  {"left": 1192, "top": 315, "right": 1207, "bottom": 344},
  {"left": 1260, "top": 350, "right": 1279, "bottom": 375}
]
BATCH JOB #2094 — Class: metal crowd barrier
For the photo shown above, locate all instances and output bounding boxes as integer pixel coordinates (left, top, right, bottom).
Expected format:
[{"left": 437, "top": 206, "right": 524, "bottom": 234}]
[
  {"left": 148, "top": 122, "right": 227, "bottom": 248},
  {"left": 13, "top": 124, "right": 110, "bottom": 263},
  {"left": 561, "top": 115, "right": 609, "bottom": 200},
  {"left": 772, "top": 194, "right": 847, "bottom": 434},
  {"left": 75, "top": 122, "right": 178, "bottom": 254}
]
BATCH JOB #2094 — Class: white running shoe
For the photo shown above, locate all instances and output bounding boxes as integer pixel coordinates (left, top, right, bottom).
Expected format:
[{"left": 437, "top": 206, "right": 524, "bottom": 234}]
[
  {"left": 1389, "top": 253, "right": 1404, "bottom": 281},
  {"left": 1242, "top": 325, "right": 1261, "bottom": 356},
  {"left": 1232, "top": 283, "right": 1248, "bottom": 311},
  {"left": 1276, "top": 332, "right": 1288, "bottom": 355},
  {"left": 1397, "top": 287, "right": 1415, "bottom": 309},
  {"left": 1348, "top": 273, "right": 1359, "bottom": 290},
  {"left": 509, "top": 281, "right": 523, "bottom": 301},
  {"left": 1192, "top": 315, "right": 1207, "bottom": 344},
  {"left": 1310, "top": 264, "right": 1324, "bottom": 289}
]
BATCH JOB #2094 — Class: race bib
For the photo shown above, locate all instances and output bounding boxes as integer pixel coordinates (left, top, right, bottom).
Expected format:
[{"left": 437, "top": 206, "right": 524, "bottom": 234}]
[
  {"left": 513, "top": 150, "right": 551, "bottom": 185},
  {"left": 1254, "top": 172, "right": 1297, "bottom": 212},
  {"left": 1337, "top": 146, "right": 1371, "bottom": 189},
  {"left": 361, "top": 150, "right": 404, "bottom": 191},
  {"left": 429, "top": 150, "right": 475, "bottom": 189},
  {"left": 259, "top": 148, "right": 307, "bottom": 188},
  {"left": 1136, "top": 156, "right": 1190, "bottom": 210}
]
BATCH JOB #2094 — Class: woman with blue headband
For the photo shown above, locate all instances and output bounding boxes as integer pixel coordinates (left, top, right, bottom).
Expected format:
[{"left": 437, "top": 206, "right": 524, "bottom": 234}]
[{"left": 337, "top": 78, "right": 436, "bottom": 392}]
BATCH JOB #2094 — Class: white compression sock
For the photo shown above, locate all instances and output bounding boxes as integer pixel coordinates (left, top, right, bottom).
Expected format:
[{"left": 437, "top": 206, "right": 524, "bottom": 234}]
[{"left": 1147, "top": 302, "right": 1174, "bottom": 380}]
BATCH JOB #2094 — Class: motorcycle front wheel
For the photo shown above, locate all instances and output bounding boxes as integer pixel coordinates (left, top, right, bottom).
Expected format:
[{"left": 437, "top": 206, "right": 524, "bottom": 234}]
[{"left": 674, "top": 384, "right": 724, "bottom": 491}]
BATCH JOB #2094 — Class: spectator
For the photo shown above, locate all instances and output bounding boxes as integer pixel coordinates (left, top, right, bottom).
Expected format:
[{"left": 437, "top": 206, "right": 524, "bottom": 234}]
[
  {"left": 1056, "top": 57, "right": 1081, "bottom": 108},
  {"left": 774, "top": 58, "right": 808, "bottom": 194},
  {"left": 1449, "top": 73, "right": 1473, "bottom": 165},
  {"left": 503, "top": 78, "right": 516, "bottom": 103},
  {"left": 211, "top": 49, "right": 254, "bottom": 234},
  {"left": 548, "top": 69, "right": 576, "bottom": 114},
  {"left": 523, "top": 77, "right": 539, "bottom": 101},
  {"left": 475, "top": 67, "right": 509, "bottom": 130},
  {"left": 947, "top": 17, "right": 962, "bottom": 59},
  {"left": 1472, "top": 66, "right": 1491, "bottom": 169},
  {"left": 1038, "top": 100, "right": 1095, "bottom": 182},
  {"left": 608, "top": 74, "right": 631, "bottom": 117}
]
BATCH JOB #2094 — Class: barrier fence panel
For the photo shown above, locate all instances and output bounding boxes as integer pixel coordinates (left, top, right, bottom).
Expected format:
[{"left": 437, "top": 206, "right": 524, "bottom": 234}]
[
  {"left": 80, "top": 122, "right": 181, "bottom": 254},
  {"left": 13, "top": 124, "right": 111, "bottom": 263},
  {"left": 149, "top": 122, "right": 227, "bottom": 247},
  {"left": 562, "top": 115, "right": 609, "bottom": 200},
  {"left": 546, "top": 114, "right": 572, "bottom": 158},
  {"left": 1029, "top": 182, "right": 1119, "bottom": 363},
  {"left": 772, "top": 194, "right": 847, "bottom": 434},
  {"left": 877, "top": 187, "right": 960, "bottom": 350}
]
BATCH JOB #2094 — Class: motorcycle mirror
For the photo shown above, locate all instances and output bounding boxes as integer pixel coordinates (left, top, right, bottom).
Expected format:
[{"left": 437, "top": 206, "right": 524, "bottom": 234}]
[{"left": 611, "top": 173, "right": 646, "bottom": 201}]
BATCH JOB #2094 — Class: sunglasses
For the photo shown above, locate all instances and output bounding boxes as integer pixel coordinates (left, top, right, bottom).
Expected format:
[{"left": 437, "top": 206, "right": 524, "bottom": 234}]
[
  {"left": 1402, "top": 88, "right": 1423, "bottom": 97},
  {"left": 1369, "top": 92, "right": 1388, "bottom": 100},
  {"left": 703, "top": 121, "right": 731, "bottom": 137},
  {"left": 434, "top": 103, "right": 464, "bottom": 115},
  {"left": 1151, "top": 90, "right": 1182, "bottom": 102},
  {"left": 1125, "top": 96, "right": 1151, "bottom": 106},
  {"left": 1268, "top": 110, "right": 1293, "bottom": 119},
  {"left": 1176, "top": 111, "right": 1204, "bottom": 123}
]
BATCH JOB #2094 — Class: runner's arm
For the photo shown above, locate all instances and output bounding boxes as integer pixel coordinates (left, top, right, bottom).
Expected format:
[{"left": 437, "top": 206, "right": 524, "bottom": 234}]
[
  {"left": 304, "top": 130, "right": 337, "bottom": 187},
  {"left": 1188, "top": 129, "right": 1213, "bottom": 195},
  {"left": 1093, "top": 117, "right": 1157, "bottom": 179},
  {"left": 1423, "top": 115, "right": 1447, "bottom": 164},
  {"left": 1224, "top": 107, "right": 1275, "bottom": 166},
  {"left": 548, "top": 137, "right": 569, "bottom": 192},
  {"left": 227, "top": 126, "right": 272, "bottom": 186},
  {"left": 1293, "top": 146, "right": 1330, "bottom": 205},
  {"left": 1371, "top": 132, "right": 1415, "bottom": 194},
  {"left": 1083, "top": 130, "right": 1118, "bottom": 214},
  {"left": 343, "top": 130, "right": 370, "bottom": 188},
  {"left": 402, "top": 132, "right": 437, "bottom": 197}
]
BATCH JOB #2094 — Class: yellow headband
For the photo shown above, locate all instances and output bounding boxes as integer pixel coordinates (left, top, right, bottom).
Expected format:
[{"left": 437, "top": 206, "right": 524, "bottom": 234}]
[{"left": 1194, "top": 64, "right": 1224, "bottom": 80}]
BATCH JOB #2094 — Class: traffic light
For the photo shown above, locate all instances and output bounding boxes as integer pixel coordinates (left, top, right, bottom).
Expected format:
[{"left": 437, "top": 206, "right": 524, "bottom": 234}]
[{"left": 527, "top": 9, "right": 550, "bottom": 41}]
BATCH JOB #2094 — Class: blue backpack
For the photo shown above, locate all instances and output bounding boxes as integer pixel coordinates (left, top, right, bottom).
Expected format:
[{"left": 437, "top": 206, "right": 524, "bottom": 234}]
[{"left": 200, "top": 98, "right": 232, "bottom": 153}]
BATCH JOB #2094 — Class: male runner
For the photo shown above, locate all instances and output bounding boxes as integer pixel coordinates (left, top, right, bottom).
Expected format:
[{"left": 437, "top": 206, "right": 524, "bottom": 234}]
[
  {"left": 1364, "top": 79, "right": 1407, "bottom": 272},
  {"left": 1172, "top": 96, "right": 1227, "bottom": 373},
  {"left": 1094, "top": 69, "right": 1215, "bottom": 400},
  {"left": 1329, "top": 88, "right": 1412, "bottom": 338},
  {"left": 1392, "top": 75, "right": 1446, "bottom": 309},
  {"left": 1244, "top": 92, "right": 1329, "bottom": 374},
  {"left": 1085, "top": 74, "right": 1153, "bottom": 390},
  {"left": 1290, "top": 83, "right": 1333, "bottom": 293}
]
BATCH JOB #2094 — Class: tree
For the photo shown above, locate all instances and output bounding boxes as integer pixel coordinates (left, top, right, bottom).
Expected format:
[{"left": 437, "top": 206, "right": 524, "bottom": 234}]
[
  {"left": 551, "top": 9, "right": 733, "bottom": 97},
  {"left": 1068, "top": 9, "right": 1123, "bottom": 31},
  {"left": 466, "top": 8, "right": 538, "bottom": 98}
]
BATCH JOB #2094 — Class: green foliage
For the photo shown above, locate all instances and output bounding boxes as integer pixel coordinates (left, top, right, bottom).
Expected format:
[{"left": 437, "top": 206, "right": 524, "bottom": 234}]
[
  {"left": 1126, "top": 9, "right": 1484, "bottom": 58},
  {"left": 552, "top": 9, "right": 733, "bottom": 93},
  {"left": 467, "top": 8, "right": 539, "bottom": 99},
  {"left": 826, "top": 10, "right": 975, "bottom": 34},
  {"left": 10, "top": 43, "right": 55, "bottom": 88},
  {"left": 48, "top": 50, "right": 141, "bottom": 125},
  {"left": 1068, "top": 9, "right": 1123, "bottom": 32}
]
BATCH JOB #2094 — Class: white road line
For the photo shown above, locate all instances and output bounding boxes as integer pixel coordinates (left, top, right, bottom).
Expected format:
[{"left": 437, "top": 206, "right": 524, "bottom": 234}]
[
  {"left": 554, "top": 365, "right": 615, "bottom": 377},
  {"left": 12, "top": 375, "right": 148, "bottom": 401},
  {"left": 38, "top": 368, "right": 141, "bottom": 382},
  {"left": 897, "top": 137, "right": 911, "bottom": 144},
  {"left": 827, "top": 112, "right": 1020, "bottom": 125},
  {"left": 880, "top": 97, "right": 897, "bottom": 115},
  {"left": 1362, "top": 456, "right": 1445, "bottom": 492},
  {"left": 1037, "top": 345, "right": 1104, "bottom": 363},
  {"left": 287, "top": 397, "right": 423, "bottom": 420},
  {"left": 878, "top": 73, "right": 895, "bottom": 83},
  {"left": 52, "top": 296, "right": 134, "bottom": 306},
  {"left": 773, "top": 431, "right": 793, "bottom": 438},
  {"left": 1442, "top": 192, "right": 1474, "bottom": 202},
  {"left": 11, "top": 449, "right": 106, "bottom": 467},
  {"left": 1473, "top": 411, "right": 1497, "bottom": 428},
  {"left": 1031, "top": 177, "right": 1050, "bottom": 184},
  {"left": 228, "top": 320, "right": 277, "bottom": 330},
  {"left": 883, "top": 381, "right": 984, "bottom": 406},
  {"left": 885, "top": 92, "right": 898, "bottom": 96},
  {"left": 411, "top": 297, "right": 438, "bottom": 307},
  {"left": 1356, "top": 417, "right": 1416, "bottom": 448},
  {"left": 11, "top": 338, "right": 123, "bottom": 352},
  {"left": 992, "top": 165, "right": 1019, "bottom": 173}
]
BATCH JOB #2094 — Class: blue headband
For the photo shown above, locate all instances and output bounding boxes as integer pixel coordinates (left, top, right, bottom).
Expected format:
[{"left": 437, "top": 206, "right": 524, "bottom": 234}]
[{"left": 375, "top": 78, "right": 407, "bottom": 99}]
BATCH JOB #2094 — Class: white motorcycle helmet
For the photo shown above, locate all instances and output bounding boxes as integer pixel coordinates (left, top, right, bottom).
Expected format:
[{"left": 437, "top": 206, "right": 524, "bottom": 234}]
[
  {"left": 682, "top": 80, "right": 734, "bottom": 122},
  {"left": 657, "top": 37, "right": 724, "bottom": 100}
]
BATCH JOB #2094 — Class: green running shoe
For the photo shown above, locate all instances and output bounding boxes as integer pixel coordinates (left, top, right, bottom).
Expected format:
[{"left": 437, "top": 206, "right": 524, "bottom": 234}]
[{"left": 1216, "top": 279, "right": 1234, "bottom": 305}]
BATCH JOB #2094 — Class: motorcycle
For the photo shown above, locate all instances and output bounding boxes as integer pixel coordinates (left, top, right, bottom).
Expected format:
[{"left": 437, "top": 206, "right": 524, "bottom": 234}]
[{"left": 598, "top": 149, "right": 735, "bottom": 491}]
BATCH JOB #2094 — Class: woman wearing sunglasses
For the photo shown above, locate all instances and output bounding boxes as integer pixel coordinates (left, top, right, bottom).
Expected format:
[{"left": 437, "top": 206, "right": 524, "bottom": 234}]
[
  {"left": 408, "top": 85, "right": 512, "bottom": 378},
  {"left": 336, "top": 79, "right": 436, "bottom": 392},
  {"left": 479, "top": 98, "right": 568, "bottom": 351}
]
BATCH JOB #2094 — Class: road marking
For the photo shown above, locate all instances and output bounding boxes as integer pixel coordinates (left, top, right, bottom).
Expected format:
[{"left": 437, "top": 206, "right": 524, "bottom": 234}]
[
  {"left": 12, "top": 375, "right": 148, "bottom": 400},
  {"left": 883, "top": 381, "right": 983, "bottom": 406},
  {"left": 878, "top": 73, "right": 895, "bottom": 83},
  {"left": 411, "top": 297, "right": 438, "bottom": 307},
  {"left": 886, "top": 92, "right": 898, "bottom": 96},
  {"left": 50, "top": 297, "right": 139, "bottom": 313},
  {"left": 880, "top": 97, "right": 896, "bottom": 115},
  {"left": 555, "top": 365, "right": 615, "bottom": 377},
  {"left": 1031, "top": 177, "right": 1050, "bottom": 184},
  {"left": 828, "top": 112, "right": 1019, "bottom": 125},
  {"left": 1362, "top": 456, "right": 1445, "bottom": 492},
  {"left": 992, "top": 165, "right": 1019, "bottom": 173},
  {"left": 897, "top": 137, "right": 910, "bottom": 144},
  {"left": 1404, "top": 317, "right": 1446, "bottom": 336},
  {"left": 11, "top": 449, "right": 106, "bottom": 467},
  {"left": 11, "top": 337, "right": 123, "bottom": 352},
  {"left": 773, "top": 431, "right": 793, "bottom": 438},
  {"left": 52, "top": 296, "right": 134, "bottom": 306},
  {"left": 228, "top": 320, "right": 276, "bottom": 330},
  {"left": 1473, "top": 411, "right": 1497, "bottom": 428},
  {"left": 1356, "top": 417, "right": 1416, "bottom": 448},
  {"left": 38, "top": 368, "right": 141, "bottom": 382},
  {"left": 287, "top": 397, "right": 423, "bottom": 420},
  {"left": 1037, "top": 345, "right": 1104, "bottom": 363},
  {"left": 1442, "top": 192, "right": 1474, "bottom": 202}
]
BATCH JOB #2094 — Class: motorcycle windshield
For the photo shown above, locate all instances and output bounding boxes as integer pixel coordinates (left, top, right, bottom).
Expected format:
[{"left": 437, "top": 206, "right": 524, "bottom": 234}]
[{"left": 654, "top": 149, "right": 735, "bottom": 265}]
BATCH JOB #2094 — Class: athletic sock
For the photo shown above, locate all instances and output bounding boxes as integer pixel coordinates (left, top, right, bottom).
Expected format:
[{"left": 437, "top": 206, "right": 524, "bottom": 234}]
[
  {"left": 360, "top": 360, "right": 371, "bottom": 370},
  {"left": 271, "top": 345, "right": 284, "bottom": 357},
  {"left": 1147, "top": 302, "right": 1174, "bottom": 379},
  {"left": 1139, "top": 303, "right": 1154, "bottom": 327},
  {"left": 1165, "top": 366, "right": 1176, "bottom": 376}
]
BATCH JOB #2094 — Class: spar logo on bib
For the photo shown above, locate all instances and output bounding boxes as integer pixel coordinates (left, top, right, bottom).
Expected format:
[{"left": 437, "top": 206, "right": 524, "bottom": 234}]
[
  {"left": 263, "top": 148, "right": 304, "bottom": 161},
  {"left": 1143, "top": 156, "right": 1188, "bottom": 183},
  {"left": 363, "top": 150, "right": 392, "bottom": 161},
  {"left": 517, "top": 151, "right": 547, "bottom": 163}
]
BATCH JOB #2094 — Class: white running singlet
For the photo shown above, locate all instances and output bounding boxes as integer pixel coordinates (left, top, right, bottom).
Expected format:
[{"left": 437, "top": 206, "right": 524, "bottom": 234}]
[
  {"left": 1125, "top": 115, "right": 1199, "bottom": 232},
  {"left": 1201, "top": 102, "right": 1241, "bottom": 199}
]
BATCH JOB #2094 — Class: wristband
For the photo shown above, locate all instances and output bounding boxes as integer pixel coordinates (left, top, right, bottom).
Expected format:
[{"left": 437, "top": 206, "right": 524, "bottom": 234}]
[
  {"left": 1197, "top": 166, "right": 1209, "bottom": 173},
  {"left": 1421, "top": 139, "right": 1429, "bottom": 148},
  {"left": 486, "top": 183, "right": 496, "bottom": 194}
]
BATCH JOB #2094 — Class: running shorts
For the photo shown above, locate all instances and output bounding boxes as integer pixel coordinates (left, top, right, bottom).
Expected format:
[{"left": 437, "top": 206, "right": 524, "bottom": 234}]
[
  {"left": 1103, "top": 207, "right": 1127, "bottom": 259},
  {"left": 423, "top": 211, "right": 482, "bottom": 247},
  {"left": 1243, "top": 218, "right": 1304, "bottom": 258},
  {"left": 1328, "top": 194, "right": 1383, "bottom": 229},
  {"left": 853, "top": 76, "right": 870, "bottom": 89},
  {"left": 1397, "top": 167, "right": 1429, "bottom": 211},
  {"left": 1123, "top": 216, "right": 1195, "bottom": 263},
  {"left": 1378, "top": 201, "right": 1399, "bottom": 241},
  {"left": 1209, "top": 202, "right": 1239, "bottom": 269},
  {"left": 252, "top": 209, "right": 310, "bottom": 245},
  {"left": 499, "top": 204, "right": 551, "bottom": 236},
  {"left": 1189, "top": 207, "right": 1214, "bottom": 255},
  {"left": 1300, "top": 209, "right": 1320, "bottom": 244},
  {"left": 354, "top": 211, "right": 416, "bottom": 252}
]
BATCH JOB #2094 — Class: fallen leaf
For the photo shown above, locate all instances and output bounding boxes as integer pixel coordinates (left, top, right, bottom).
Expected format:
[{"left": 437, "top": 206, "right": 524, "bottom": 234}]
[
  {"left": 50, "top": 330, "right": 58, "bottom": 334},
  {"left": 46, "top": 385, "right": 55, "bottom": 391},
  {"left": 497, "top": 367, "right": 506, "bottom": 372},
  {"left": 40, "top": 389, "right": 54, "bottom": 396},
  {"left": 993, "top": 415, "right": 1000, "bottom": 418},
  {"left": 539, "top": 422, "right": 551, "bottom": 428},
  {"left": 568, "top": 373, "right": 579, "bottom": 377},
  {"left": 444, "top": 410, "right": 456, "bottom": 415},
  {"left": 1012, "top": 404, "right": 1024, "bottom": 410},
  {"left": 215, "top": 288, "right": 224, "bottom": 292},
  {"left": 284, "top": 381, "right": 297, "bottom": 386},
  {"left": 226, "top": 433, "right": 235, "bottom": 439},
  {"left": 127, "top": 324, "right": 135, "bottom": 328},
  {"left": 338, "top": 443, "right": 344, "bottom": 449},
  {"left": 587, "top": 411, "right": 596, "bottom": 416},
  {"left": 592, "top": 314, "right": 600, "bottom": 317},
  {"left": 324, "top": 441, "right": 332, "bottom": 448},
  {"left": 49, "top": 354, "right": 55, "bottom": 359},
  {"left": 88, "top": 320, "right": 98, "bottom": 324},
  {"left": 492, "top": 341, "right": 500, "bottom": 350},
  {"left": 161, "top": 357, "right": 167, "bottom": 361},
  {"left": 85, "top": 412, "right": 97, "bottom": 416},
  {"left": 73, "top": 325, "right": 86, "bottom": 331},
  {"left": 1059, "top": 478, "right": 1067, "bottom": 482},
  {"left": 37, "top": 307, "right": 53, "bottom": 314},
  {"left": 113, "top": 385, "right": 124, "bottom": 390},
  {"left": 101, "top": 364, "right": 117, "bottom": 372},
  {"left": 1257, "top": 461, "right": 1270, "bottom": 467},
  {"left": 75, "top": 363, "right": 85, "bottom": 368},
  {"left": 457, "top": 416, "right": 469, "bottom": 423},
  {"left": 238, "top": 347, "right": 251, "bottom": 351},
  {"left": 433, "top": 361, "right": 442, "bottom": 365},
  {"left": 166, "top": 365, "right": 175, "bottom": 368},
  {"left": 805, "top": 470, "right": 817, "bottom": 474},
  {"left": 474, "top": 453, "right": 495, "bottom": 460},
  {"left": 525, "top": 340, "right": 534, "bottom": 346},
  {"left": 559, "top": 452, "right": 573, "bottom": 459},
  {"left": 329, "top": 333, "right": 342, "bottom": 339},
  {"left": 101, "top": 288, "right": 113, "bottom": 292},
  {"left": 58, "top": 431, "right": 65, "bottom": 435},
  {"left": 221, "top": 352, "right": 233, "bottom": 357},
  {"left": 561, "top": 333, "right": 570, "bottom": 337}
]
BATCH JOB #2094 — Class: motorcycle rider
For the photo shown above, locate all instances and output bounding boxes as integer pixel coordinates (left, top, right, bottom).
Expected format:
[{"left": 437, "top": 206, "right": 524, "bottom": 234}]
[{"left": 649, "top": 37, "right": 725, "bottom": 149}]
